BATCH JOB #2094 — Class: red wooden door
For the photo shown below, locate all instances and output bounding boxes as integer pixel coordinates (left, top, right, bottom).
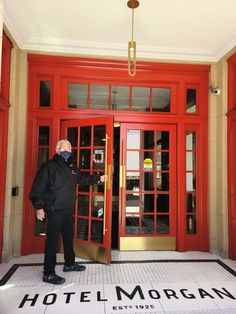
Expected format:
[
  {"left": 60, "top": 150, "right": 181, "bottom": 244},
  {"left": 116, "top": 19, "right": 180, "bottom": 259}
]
[{"left": 61, "top": 116, "right": 113, "bottom": 264}]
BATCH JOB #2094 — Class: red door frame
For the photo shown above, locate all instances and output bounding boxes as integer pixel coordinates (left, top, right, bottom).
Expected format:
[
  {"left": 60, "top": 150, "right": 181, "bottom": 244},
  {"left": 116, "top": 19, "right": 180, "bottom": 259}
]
[
  {"left": 22, "top": 54, "right": 210, "bottom": 255},
  {"left": 0, "top": 32, "right": 12, "bottom": 262},
  {"left": 227, "top": 53, "right": 236, "bottom": 260}
]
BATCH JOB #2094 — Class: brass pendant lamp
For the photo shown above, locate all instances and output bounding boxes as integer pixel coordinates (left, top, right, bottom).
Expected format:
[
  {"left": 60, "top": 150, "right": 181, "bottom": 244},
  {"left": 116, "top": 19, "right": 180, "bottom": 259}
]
[{"left": 127, "top": 0, "right": 139, "bottom": 77}]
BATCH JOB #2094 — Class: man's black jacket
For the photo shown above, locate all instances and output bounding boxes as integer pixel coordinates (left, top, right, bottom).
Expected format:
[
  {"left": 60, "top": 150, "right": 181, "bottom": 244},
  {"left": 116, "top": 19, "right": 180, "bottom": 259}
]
[{"left": 29, "top": 154, "right": 99, "bottom": 211}]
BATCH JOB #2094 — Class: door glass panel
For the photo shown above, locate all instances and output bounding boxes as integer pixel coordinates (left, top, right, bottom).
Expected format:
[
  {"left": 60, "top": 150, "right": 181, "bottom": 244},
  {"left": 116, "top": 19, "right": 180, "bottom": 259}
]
[
  {"left": 92, "top": 196, "right": 104, "bottom": 218},
  {"left": 186, "top": 89, "right": 196, "bottom": 113},
  {"left": 93, "top": 149, "right": 105, "bottom": 170},
  {"left": 126, "top": 194, "right": 139, "bottom": 213},
  {"left": 157, "top": 215, "right": 170, "bottom": 234},
  {"left": 186, "top": 215, "right": 196, "bottom": 234},
  {"left": 142, "top": 172, "right": 154, "bottom": 191},
  {"left": 186, "top": 193, "right": 196, "bottom": 212},
  {"left": 39, "top": 126, "right": 49, "bottom": 145},
  {"left": 186, "top": 152, "right": 194, "bottom": 171},
  {"left": 68, "top": 83, "right": 88, "bottom": 108},
  {"left": 141, "top": 215, "right": 154, "bottom": 234},
  {"left": 142, "top": 193, "right": 155, "bottom": 212},
  {"left": 79, "top": 149, "right": 91, "bottom": 169},
  {"left": 143, "top": 130, "right": 154, "bottom": 149},
  {"left": 90, "top": 85, "right": 109, "bottom": 109},
  {"left": 132, "top": 87, "right": 150, "bottom": 111},
  {"left": 80, "top": 126, "right": 91, "bottom": 146},
  {"left": 94, "top": 125, "right": 106, "bottom": 146},
  {"left": 67, "top": 127, "right": 78, "bottom": 147},
  {"left": 39, "top": 81, "right": 51, "bottom": 107},
  {"left": 126, "top": 215, "right": 139, "bottom": 235},
  {"left": 186, "top": 131, "right": 196, "bottom": 150},
  {"left": 143, "top": 152, "right": 154, "bottom": 170},
  {"left": 91, "top": 220, "right": 103, "bottom": 243},
  {"left": 186, "top": 173, "right": 196, "bottom": 191},
  {"left": 127, "top": 130, "right": 140, "bottom": 149},
  {"left": 156, "top": 131, "right": 169, "bottom": 149},
  {"left": 38, "top": 148, "right": 49, "bottom": 168},
  {"left": 156, "top": 194, "right": 169, "bottom": 212},
  {"left": 78, "top": 195, "right": 89, "bottom": 216},
  {"left": 126, "top": 173, "right": 140, "bottom": 191},
  {"left": 127, "top": 151, "right": 139, "bottom": 170},
  {"left": 157, "top": 152, "right": 169, "bottom": 170},
  {"left": 152, "top": 88, "right": 170, "bottom": 112},
  {"left": 77, "top": 218, "right": 88, "bottom": 240},
  {"left": 156, "top": 172, "right": 169, "bottom": 191},
  {"left": 111, "top": 86, "right": 130, "bottom": 110},
  {"left": 78, "top": 171, "right": 90, "bottom": 192}
]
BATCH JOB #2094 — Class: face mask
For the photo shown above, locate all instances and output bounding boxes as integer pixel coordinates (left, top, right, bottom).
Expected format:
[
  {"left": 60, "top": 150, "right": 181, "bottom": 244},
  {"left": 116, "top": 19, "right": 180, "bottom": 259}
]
[{"left": 59, "top": 151, "right": 71, "bottom": 160}]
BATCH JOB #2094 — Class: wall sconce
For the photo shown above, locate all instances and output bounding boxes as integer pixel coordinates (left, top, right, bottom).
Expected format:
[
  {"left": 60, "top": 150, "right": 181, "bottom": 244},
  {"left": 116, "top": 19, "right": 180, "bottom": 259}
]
[
  {"left": 127, "top": 0, "right": 139, "bottom": 77},
  {"left": 209, "top": 86, "right": 221, "bottom": 96}
]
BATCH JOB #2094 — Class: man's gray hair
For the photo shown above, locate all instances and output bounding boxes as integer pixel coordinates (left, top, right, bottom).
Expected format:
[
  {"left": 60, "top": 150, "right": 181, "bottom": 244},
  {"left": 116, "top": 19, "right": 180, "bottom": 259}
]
[{"left": 55, "top": 139, "right": 72, "bottom": 150}]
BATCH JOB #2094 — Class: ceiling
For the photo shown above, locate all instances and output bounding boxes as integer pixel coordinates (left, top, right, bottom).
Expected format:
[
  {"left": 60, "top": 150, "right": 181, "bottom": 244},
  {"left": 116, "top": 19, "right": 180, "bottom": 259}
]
[{"left": 3, "top": 0, "right": 236, "bottom": 62}]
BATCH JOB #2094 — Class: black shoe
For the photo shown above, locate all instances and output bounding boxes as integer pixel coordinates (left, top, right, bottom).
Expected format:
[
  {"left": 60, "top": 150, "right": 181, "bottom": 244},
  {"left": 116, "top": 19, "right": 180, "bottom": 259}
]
[
  {"left": 63, "top": 263, "right": 86, "bottom": 272},
  {"left": 43, "top": 273, "right": 65, "bottom": 284}
]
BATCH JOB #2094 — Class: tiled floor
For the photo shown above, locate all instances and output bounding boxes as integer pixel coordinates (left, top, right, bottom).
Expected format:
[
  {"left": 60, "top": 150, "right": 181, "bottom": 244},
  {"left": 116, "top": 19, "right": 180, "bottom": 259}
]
[{"left": 1, "top": 251, "right": 236, "bottom": 313}]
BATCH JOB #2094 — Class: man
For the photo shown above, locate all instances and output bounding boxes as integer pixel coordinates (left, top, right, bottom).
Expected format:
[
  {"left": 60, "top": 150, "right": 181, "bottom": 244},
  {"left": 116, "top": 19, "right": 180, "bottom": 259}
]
[{"left": 29, "top": 139, "right": 107, "bottom": 284}]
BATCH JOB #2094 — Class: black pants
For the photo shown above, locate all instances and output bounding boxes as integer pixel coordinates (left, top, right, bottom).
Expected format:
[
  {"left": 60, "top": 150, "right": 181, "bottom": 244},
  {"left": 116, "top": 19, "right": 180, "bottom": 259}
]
[{"left": 44, "top": 209, "right": 75, "bottom": 275}]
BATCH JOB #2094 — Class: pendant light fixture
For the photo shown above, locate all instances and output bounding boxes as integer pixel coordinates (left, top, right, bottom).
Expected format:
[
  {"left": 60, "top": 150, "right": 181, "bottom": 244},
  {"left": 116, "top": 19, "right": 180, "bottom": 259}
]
[{"left": 127, "top": 0, "right": 139, "bottom": 77}]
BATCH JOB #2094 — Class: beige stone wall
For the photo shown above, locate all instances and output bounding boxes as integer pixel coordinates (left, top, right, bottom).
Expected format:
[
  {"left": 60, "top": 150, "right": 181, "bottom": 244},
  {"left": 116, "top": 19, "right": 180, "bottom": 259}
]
[
  {"left": 2, "top": 45, "right": 27, "bottom": 261},
  {"left": 209, "top": 46, "right": 236, "bottom": 257}
]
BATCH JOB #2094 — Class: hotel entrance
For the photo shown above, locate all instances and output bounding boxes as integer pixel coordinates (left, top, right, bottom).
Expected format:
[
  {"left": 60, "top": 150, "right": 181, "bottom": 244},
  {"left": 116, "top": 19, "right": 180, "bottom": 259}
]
[{"left": 21, "top": 55, "right": 209, "bottom": 263}]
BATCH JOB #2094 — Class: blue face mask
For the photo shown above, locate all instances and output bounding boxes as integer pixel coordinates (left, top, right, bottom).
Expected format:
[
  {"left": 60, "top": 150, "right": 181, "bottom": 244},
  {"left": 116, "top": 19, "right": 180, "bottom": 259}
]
[{"left": 59, "top": 151, "right": 71, "bottom": 160}]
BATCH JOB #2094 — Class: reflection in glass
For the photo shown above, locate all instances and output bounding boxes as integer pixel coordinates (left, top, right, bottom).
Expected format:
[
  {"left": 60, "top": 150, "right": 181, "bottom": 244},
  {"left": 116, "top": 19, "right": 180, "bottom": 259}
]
[
  {"left": 126, "top": 174, "right": 140, "bottom": 191},
  {"left": 91, "top": 220, "right": 103, "bottom": 243},
  {"left": 186, "top": 193, "right": 196, "bottom": 212},
  {"left": 111, "top": 86, "right": 130, "bottom": 110},
  {"left": 79, "top": 149, "right": 91, "bottom": 169},
  {"left": 38, "top": 148, "right": 49, "bottom": 167},
  {"left": 141, "top": 215, "right": 154, "bottom": 234},
  {"left": 68, "top": 127, "right": 78, "bottom": 147},
  {"left": 93, "top": 149, "right": 105, "bottom": 170},
  {"left": 72, "top": 149, "right": 78, "bottom": 165},
  {"left": 156, "top": 194, "right": 169, "bottom": 213},
  {"left": 127, "top": 151, "right": 139, "bottom": 170},
  {"left": 156, "top": 131, "right": 169, "bottom": 150},
  {"left": 157, "top": 215, "right": 170, "bottom": 234},
  {"left": 186, "top": 131, "right": 196, "bottom": 150},
  {"left": 77, "top": 218, "right": 88, "bottom": 240},
  {"left": 92, "top": 182, "right": 104, "bottom": 193},
  {"left": 132, "top": 87, "right": 150, "bottom": 111},
  {"left": 186, "top": 89, "right": 196, "bottom": 113},
  {"left": 127, "top": 130, "right": 140, "bottom": 149},
  {"left": 143, "top": 130, "right": 154, "bottom": 149},
  {"left": 186, "top": 151, "right": 195, "bottom": 171},
  {"left": 126, "top": 215, "right": 139, "bottom": 235},
  {"left": 126, "top": 194, "right": 139, "bottom": 213},
  {"left": 143, "top": 172, "right": 154, "bottom": 191},
  {"left": 68, "top": 83, "right": 88, "bottom": 108},
  {"left": 92, "top": 196, "right": 104, "bottom": 218},
  {"left": 142, "top": 194, "right": 154, "bottom": 213},
  {"left": 90, "top": 85, "right": 109, "bottom": 109},
  {"left": 186, "top": 173, "right": 196, "bottom": 191},
  {"left": 156, "top": 152, "right": 169, "bottom": 170},
  {"left": 40, "top": 81, "right": 51, "bottom": 107},
  {"left": 94, "top": 125, "right": 106, "bottom": 146},
  {"left": 187, "top": 215, "right": 196, "bottom": 234},
  {"left": 78, "top": 195, "right": 89, "bottom": 216},
  {"left": 39, "top": 126, "right": 49, "bottom": 145},
  {"left": 156, "top": 172, "right": 169, "bottom": 191},
  {"left": 152, "top": 88, "right": 170, "bottom": 112},
  {"left": 80, "top": 126, "right": 91, "bottom": 146}
]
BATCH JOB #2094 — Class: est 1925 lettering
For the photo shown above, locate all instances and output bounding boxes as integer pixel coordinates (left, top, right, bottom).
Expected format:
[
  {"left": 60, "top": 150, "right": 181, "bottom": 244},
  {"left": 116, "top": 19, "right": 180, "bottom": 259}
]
[{"left": 112, "top": 304, "right": 155, "bottom": 310}]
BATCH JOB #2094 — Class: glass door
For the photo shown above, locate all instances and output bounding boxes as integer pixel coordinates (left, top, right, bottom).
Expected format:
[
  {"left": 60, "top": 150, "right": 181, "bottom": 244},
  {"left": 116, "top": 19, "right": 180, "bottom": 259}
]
[
  {"left": 119, "top": 123, "right": 177, "bottom": 250},
  {"left": 61, "top": 116, "right": 113, "bottom": 264}
]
